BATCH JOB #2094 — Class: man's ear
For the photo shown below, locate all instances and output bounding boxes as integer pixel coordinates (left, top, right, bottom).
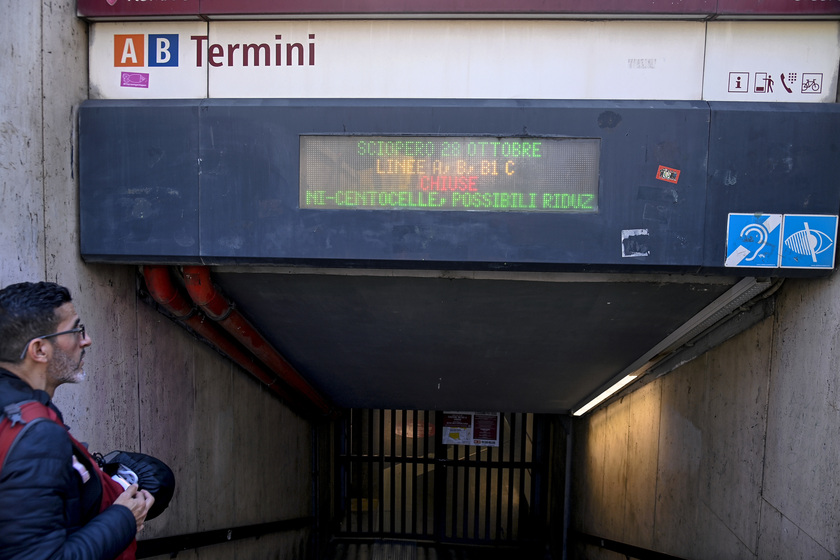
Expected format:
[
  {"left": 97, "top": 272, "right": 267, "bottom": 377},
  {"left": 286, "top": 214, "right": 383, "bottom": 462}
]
[{"left": 27, "top": 339, "right": 52, "bottom": 364}]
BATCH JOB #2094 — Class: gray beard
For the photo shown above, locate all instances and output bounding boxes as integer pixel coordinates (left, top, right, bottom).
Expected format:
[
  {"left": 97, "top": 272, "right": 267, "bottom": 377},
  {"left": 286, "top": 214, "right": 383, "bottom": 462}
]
[{"left": 48, "top": 347, "right": 86, "bottom": 385}]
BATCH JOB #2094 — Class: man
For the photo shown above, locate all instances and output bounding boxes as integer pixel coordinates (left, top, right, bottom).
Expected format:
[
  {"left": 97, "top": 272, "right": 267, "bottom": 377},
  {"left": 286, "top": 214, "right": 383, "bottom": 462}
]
[{"left": 0, "top": 281, "right": 154, "bottom": 559}]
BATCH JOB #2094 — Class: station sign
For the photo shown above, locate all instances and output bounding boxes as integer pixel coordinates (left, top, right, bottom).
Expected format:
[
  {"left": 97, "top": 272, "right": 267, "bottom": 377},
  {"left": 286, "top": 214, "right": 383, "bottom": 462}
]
[
  {"left": 89, "top": 20, "right": 839, "bottom": 101},
  {"left": 90, "top": 21, "right": 208, "bottom": 98}
]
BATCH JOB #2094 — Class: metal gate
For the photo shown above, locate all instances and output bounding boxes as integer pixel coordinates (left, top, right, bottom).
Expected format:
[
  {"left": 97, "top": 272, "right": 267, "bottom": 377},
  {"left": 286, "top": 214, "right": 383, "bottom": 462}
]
[{"left": 333, "top": 410, "right": 548, "bottom": 547}]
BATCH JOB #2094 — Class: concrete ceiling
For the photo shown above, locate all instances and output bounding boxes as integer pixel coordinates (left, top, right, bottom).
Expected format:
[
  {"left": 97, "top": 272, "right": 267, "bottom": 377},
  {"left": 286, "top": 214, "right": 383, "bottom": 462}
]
[{"left": 206, "top": 267, "right": 743, "bottom": 413}]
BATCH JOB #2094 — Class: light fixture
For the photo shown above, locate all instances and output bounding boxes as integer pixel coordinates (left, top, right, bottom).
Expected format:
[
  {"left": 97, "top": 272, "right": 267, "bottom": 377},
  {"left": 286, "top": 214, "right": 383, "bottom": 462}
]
[
  {"left": 572, "top": 276, "right": 772, "bottom": 416},
  {"left": 572, "top": 374, "right": 640, "bottom": 416}
]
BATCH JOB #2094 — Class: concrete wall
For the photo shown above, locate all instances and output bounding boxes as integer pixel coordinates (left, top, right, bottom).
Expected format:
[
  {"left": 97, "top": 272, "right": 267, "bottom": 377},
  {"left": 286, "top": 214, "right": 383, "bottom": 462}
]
[
  {"left": 0, "top": 2, "right": 316, "bottom": 557},
  {"left": 571, "top": 274, "right": 840, "bottom": 560}
]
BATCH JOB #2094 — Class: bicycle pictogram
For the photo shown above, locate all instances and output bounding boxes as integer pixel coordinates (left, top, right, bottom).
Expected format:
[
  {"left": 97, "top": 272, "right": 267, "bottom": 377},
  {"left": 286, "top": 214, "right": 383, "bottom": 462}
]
[{"left": 800, "top": 73, "right": 822, "bottom": 94}]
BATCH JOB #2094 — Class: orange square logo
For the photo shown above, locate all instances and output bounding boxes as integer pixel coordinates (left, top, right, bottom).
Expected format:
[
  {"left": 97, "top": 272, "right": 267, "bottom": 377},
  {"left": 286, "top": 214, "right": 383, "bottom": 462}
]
[{"left": 114, "top": 34, "right": 145, "bottom": 67}]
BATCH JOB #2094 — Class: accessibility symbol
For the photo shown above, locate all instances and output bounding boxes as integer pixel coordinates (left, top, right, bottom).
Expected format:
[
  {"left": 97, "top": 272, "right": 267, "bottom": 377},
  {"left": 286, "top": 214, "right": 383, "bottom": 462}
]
[
  {"left": 780, "top": 214, "right": 838, "bottom": 269},
  {"left": 725, "top": 213, "right": 782, "bottom": 268}
]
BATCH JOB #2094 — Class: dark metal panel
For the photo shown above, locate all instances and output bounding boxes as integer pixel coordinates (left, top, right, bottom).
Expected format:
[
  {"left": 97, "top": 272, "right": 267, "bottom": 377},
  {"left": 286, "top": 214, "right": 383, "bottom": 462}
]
[
  {"left": 704, "top": 102, "right": 840, "bottom": 271},
  {"left": 197, "top": 99, "right": 710, "bottom": 269},
  {"left": 79, "top": 100, "right": 201, "bottom": 261},
  {"left": 80, "top": 99, "right": 840, "bottom": 275}
]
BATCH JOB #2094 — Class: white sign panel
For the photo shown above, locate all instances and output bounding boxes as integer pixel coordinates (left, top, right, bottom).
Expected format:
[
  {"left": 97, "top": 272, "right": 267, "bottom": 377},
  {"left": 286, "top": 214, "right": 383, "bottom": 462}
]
[
  {"left": 89, "top": 20, "right": 706, "bottom": 100},
  {"left": 89, "top": 22, "right": 208, "bottom": 99},
  {"left": 206, "top": 20, "right": 705, "bottom": 99},
  {"left": 88, "top": 20, "right": 839, "bottom": 102},
  {"left": 703, "top": 22, "right": 840, "bottom": 102}
]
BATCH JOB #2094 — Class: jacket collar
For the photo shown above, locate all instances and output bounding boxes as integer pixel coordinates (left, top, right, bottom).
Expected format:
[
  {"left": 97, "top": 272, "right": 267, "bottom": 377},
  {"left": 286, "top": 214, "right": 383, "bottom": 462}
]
[{"left": 0, "top": 367, "right": 57, "bottom": 416}]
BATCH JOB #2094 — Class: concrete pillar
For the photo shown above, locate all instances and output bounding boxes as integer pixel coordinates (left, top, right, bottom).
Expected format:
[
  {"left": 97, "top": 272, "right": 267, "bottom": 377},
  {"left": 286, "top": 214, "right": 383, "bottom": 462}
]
[{"left": 0, "top": 2, "right": 317, "bottom": 557}]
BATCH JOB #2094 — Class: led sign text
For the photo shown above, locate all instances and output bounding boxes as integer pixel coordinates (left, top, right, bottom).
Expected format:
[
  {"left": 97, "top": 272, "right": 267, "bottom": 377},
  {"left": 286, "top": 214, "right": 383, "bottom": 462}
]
[{"left": 300, "top": 136, "right": 600, "bottom": 213}]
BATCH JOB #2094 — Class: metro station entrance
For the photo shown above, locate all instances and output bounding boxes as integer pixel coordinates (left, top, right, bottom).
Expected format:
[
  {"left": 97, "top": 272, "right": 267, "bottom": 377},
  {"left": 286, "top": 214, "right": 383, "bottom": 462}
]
[{"left": 330, "top": 410, "right": 554, "bottom": 555}]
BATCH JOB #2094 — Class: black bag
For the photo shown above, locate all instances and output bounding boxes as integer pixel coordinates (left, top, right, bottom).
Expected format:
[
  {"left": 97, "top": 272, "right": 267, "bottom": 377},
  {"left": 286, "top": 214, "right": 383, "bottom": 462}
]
[{"left": 98, "top": 450, "right": 175, "bottom": 520}]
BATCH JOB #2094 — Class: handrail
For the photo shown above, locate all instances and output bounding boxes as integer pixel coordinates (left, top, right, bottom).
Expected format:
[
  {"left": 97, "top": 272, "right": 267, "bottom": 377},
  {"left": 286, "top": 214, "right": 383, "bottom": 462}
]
[
  {"left": 136, "top": 517, "right": 314, "bottom": 558},
  {"left": 574, "top": 531, "right": 688, "bottom": 560}
]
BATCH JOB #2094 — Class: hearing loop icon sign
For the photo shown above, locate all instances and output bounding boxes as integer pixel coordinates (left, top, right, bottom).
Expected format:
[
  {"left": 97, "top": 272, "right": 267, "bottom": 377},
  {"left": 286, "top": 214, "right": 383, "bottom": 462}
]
[
  {"left": 725, "top": 213, "right": 782, "bottom": 268},
  {"left": 725, "top": 213, "right": 838, "bottom": 269}
]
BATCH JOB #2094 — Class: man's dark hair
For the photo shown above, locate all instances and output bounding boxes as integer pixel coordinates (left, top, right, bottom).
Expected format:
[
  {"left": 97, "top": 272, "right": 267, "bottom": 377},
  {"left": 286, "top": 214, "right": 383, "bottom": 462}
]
[{"left": 0, "top": 282, "right": 72, "bottom": 363}]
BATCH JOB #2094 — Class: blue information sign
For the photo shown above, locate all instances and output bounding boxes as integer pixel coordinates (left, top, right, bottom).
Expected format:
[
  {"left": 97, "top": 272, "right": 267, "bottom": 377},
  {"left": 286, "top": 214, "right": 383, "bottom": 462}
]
[
  {"left": 780, "top": 214, "right": 838, "bottom": 269},
  {"left": 725, "top": 213, "right": 782, "bottom": 268}
]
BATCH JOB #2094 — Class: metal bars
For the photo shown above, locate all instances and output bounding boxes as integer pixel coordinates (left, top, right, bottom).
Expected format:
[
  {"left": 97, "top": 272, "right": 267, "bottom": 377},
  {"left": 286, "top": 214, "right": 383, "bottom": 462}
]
[{"left": 335, "top": 410, "right": 544, "bottom": 547}]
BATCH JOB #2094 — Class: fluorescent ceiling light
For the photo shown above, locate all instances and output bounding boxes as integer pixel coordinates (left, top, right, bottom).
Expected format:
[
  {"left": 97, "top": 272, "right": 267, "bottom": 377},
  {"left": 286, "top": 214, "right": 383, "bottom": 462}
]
[
  {"left": 571, "top": 277, "right": 772, "bottom": 416},
  {"left": 572, "top": 374, "right": 639, "bottom": 416}
]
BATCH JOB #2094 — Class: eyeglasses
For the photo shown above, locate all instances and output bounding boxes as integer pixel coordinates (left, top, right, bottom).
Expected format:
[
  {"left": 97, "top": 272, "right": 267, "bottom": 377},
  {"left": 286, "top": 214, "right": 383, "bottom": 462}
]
[{"left": 18, "top": 324, "right": 86, "bottom": 361}]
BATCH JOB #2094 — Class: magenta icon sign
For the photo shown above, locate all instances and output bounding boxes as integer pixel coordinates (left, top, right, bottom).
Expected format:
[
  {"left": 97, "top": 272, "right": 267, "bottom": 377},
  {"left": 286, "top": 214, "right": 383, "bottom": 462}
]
[{"left": 120, "top": 71, "right": 149, "bottom": 88}]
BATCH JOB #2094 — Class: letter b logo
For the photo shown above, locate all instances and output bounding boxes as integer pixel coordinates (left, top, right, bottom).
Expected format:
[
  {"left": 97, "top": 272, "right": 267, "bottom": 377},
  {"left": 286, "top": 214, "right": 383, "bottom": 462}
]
[{"left": 149, "top": 34, "right": 179, "bottom": 67}]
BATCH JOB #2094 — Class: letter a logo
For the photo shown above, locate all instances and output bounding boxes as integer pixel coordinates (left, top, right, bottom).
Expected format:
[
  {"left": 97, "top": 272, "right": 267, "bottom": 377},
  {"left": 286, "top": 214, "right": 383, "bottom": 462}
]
[{"left": 114, "top": 34, "right": 145, "bottom": 67}]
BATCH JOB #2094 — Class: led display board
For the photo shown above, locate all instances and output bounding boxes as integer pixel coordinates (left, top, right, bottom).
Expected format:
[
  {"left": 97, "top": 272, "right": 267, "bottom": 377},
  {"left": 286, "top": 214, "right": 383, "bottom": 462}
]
[{"left": 300, "top": 135, "right": 600, "bottom": 213}]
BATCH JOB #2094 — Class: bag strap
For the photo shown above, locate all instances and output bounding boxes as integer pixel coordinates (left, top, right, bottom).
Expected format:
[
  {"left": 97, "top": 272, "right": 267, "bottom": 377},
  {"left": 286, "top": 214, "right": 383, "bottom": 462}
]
[
  {"left": 0, "top": 400, "right": 58, "bottom": 471},
  {"left": 0, "top": 400, "right": 137, "bottom": 559}
]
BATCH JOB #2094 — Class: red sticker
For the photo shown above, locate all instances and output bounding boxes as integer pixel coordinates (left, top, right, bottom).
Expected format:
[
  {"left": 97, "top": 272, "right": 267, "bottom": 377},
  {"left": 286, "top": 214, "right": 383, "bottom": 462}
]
[{"left": 656, "top": 165, "right": 680, "bottom": 183}]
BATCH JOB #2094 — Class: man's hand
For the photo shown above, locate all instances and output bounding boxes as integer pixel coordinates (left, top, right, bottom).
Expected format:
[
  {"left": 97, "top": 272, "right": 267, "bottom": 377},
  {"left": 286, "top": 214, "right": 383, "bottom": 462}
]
[{"left": 114, "top": 484, "right": 155, "bottom": 532}]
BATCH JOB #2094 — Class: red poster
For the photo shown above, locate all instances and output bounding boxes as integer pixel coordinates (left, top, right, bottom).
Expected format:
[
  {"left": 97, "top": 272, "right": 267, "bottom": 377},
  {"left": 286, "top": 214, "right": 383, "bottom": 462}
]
[{"left": 472, "top": 413, "right": 500, "bottom": 446}]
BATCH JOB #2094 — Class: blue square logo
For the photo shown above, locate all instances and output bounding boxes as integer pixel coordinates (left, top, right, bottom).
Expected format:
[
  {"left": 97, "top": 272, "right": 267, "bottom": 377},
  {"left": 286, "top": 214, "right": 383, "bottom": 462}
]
[
  {"left": 148, "top": 34, "right": 179, "bottom": 67},
  {"left": 780, "top": 215, "right": 838, "bottom": 269}
]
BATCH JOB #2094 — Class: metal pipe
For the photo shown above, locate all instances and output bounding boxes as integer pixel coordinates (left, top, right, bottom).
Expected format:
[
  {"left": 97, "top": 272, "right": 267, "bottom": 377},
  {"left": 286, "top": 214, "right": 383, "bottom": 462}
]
[
  {"left": 142, "top": 266, "right": 301, "bottom": 409},
  {"left": 181, "top": 265, "right": 333, "bottom": 416}
]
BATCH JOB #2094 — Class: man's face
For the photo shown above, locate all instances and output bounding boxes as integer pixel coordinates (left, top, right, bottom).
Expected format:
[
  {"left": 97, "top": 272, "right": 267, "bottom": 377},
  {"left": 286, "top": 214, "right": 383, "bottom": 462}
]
[{"left": 45, "top": 302, "right": 91, "bottom": 386}]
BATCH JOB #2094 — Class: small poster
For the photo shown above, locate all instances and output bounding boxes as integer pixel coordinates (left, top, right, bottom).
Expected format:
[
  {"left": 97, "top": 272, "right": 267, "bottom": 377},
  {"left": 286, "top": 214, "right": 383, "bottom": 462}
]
[
  {"left": 442, "top": 411, "right": 500, "bottom": 447},
  {"left": 472, "top": 412, "right": 500, "bottom": 447},
  {"left": 442, "top": 412, "right": 473, "bottom": 445}
]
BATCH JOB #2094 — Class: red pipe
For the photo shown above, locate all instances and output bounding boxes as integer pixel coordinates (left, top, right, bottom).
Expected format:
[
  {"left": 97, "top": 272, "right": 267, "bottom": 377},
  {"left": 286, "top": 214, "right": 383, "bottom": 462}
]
[
  {"left": 181, "top": 266, "right": 332, "bottom": 416},
  {"left": 142, "top": 266, "right": 302, "bottom": 409}
]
